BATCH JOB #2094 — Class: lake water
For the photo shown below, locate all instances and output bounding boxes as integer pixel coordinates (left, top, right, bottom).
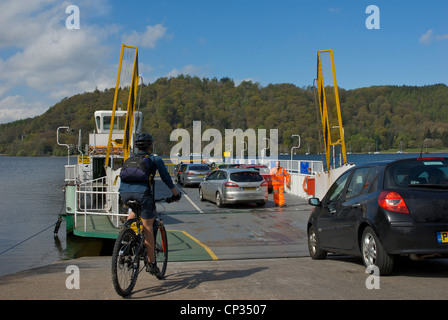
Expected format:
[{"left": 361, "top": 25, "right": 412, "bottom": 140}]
[
  {"left": 0, "top": 152, "right": 446, "bottom": 277},
  {"left": 0, "top": 156, "right": 114, "bottom": 277}
]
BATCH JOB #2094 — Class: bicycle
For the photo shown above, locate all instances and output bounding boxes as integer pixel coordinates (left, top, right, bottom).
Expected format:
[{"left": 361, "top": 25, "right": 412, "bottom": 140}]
[{"left": 111, "top": 197, "right": 173, "bottom": 297}]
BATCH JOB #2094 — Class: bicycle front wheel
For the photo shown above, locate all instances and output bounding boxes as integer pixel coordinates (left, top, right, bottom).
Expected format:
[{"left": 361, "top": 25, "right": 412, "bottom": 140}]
[
  {"left": 154, "top": 221, "right": 168, "bottom": 279},
  {"left": 111, "top": 228, "right": 140, "bottom": 296}
]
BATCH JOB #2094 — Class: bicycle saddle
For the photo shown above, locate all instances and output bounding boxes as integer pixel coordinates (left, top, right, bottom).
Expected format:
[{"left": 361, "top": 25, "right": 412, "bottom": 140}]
[{"left": 126, "top": 199, "right": 141, "bottom": 212}]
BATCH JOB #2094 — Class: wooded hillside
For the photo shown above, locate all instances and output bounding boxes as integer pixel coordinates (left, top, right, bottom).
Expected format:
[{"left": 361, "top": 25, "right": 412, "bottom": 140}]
[{"left": 1, "top": 75, "right": 447, "bottom": 156}]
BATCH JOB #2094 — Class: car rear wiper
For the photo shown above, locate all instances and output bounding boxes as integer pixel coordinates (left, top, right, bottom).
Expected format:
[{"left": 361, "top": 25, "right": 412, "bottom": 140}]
[{"left": 407, "top": 184, "right": 448, "bottom": 189}]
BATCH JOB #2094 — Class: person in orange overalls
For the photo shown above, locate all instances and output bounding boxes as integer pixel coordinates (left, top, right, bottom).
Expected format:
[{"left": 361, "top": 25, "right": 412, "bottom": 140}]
[{"left": 270, "top": 161, "right": 291, "bottom": 207}]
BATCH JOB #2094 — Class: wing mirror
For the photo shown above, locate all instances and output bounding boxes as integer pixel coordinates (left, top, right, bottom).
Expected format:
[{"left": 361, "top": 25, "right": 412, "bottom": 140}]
[{"left": 308, "top": 198, "right": 321, "bottom": 206}]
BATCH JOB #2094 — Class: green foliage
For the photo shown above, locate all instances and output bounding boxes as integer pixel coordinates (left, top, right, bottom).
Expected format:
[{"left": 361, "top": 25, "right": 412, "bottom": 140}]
[{"left": 0, "top": 76, "right": 447, "bottom": 156}]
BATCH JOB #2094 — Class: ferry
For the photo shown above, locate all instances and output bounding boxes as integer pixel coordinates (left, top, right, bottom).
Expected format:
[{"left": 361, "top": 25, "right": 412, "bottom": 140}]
[
  {"left": 57, "top": 47, "right": 354, "bottom": 245},
  {"left": 58, "top": 44, "right": 143, "bottom": 239},
  {"left": 60, "top": 109, "right": 142, "bottom": 238}
]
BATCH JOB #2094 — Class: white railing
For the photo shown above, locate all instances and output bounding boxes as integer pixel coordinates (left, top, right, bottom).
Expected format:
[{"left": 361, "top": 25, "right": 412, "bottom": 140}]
[
  {"left": 230, "top": 158, "right": 324, "bottom": 175},
  {"left": 229, "top": 158, "right": 354, "bottom": 199},
  {"left": 75, "top": 176, "right": 125, "bottom": 231},
  {"left": 65, "top": 161, "right": 93, "bottom": 184},
  {"left": 65, "top": 165, "right": 77, "bottom": 183}
]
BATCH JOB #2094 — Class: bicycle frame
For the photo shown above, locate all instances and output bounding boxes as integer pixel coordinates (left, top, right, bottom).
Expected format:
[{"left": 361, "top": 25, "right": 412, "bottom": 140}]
[
  {"left": 125, "top": 199, "right": 166, "bottom": 273},
  {"left": 112, "top": 194, "right": 173, "bottom": 296}
]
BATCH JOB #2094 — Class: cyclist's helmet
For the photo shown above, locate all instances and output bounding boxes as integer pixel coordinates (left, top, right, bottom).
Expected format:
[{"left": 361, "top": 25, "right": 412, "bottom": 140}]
[{"left": 135, "top": 133, "right": 154, "bottom": 149}]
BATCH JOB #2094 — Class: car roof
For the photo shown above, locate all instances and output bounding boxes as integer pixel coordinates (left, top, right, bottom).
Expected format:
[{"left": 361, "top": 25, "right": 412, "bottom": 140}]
[
  {"left": 346, "top": 157, "right": 448, "bottom": 169},
  {"left": 242, "top": 164, "right": 267, "bottom": 167},
  {"left": 216, "top": 168, "right": 261, "bottom": 173},
  {"left": 186, "top": 163, "right": 209, "bottom": 167}
]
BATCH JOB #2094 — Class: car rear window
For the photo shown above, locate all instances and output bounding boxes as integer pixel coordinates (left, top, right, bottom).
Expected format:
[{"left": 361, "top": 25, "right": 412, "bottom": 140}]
[
  {"left": 188, "top": 165, "right": 210, "bottom": 171},
  {"left": 219, "top": 164, "right": 240, "bottom": 168},
  {"left": 230, "top": 171, "right": 263, "bottom": 182},
  {"left": 249, "top": 166, "right": 270, "bottom": 174},
  {"left": 384, "top": 158, "right": 448, "bottom": 188}
]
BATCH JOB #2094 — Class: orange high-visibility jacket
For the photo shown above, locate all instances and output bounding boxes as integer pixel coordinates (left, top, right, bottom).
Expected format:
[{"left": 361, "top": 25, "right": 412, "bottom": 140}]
[{"left": 270, "top": 166, "right": 291, "bottom": 188}]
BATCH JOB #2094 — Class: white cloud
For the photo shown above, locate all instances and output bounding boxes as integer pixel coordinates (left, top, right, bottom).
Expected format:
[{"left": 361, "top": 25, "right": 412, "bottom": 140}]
[
  {"left": 122, "top": 24, "right": 167, "bottom": 48},
  {"left": 2, "top": 28, "right": 112, "bottom": 92},
  {"left": 419, "top": 29, "right": 433, "bottom": 45},
  {"left": 419, "top": 29, "right": 448, "bottom": 45},
  {"left": 0, "top": 2, "right": 170, "bottom": 123},
  {"left": 0, "top": 0, "right": 118, "bottom": 123},
  {"left": 328, "top": 8, "right": 342, "bottom": 14},
  {"left": 436, "top": 34, "right": 448, "bottom": 41},
  {"left": 0, "top": 95, "right": 46, "bottom": 123},
  {"left": 166, "top": 64, "right": 206, "bottom": 78},
  {"left": 0, "top": 0, "right": 60, "bottom": 49}
]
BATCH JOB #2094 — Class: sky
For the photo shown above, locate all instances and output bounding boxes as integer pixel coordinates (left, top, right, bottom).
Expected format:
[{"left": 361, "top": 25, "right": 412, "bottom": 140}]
[{"left": 0, "top": 0, "right": 446, "bottom": 124}]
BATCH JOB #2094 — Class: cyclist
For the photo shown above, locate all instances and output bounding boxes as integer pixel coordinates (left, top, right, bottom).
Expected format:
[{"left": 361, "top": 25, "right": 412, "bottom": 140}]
[{"left": 119, "top": 133, "right": 180, "bottom": 276}]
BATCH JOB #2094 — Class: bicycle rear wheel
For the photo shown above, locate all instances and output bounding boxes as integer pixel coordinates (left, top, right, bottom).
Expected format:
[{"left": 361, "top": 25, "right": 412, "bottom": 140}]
[
  {"left": 154, "top": 221, "right": 168, "bottom": 279},
  {"left": 111, "top": 228, "right": 140, "bottom": 296}
]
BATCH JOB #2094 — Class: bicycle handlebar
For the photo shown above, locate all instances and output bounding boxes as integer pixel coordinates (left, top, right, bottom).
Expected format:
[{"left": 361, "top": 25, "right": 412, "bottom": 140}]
[
  {"left": 126, "top": 193, "right": 181, "bottom": 211},
  {"left": 155, "top": 192, "right": 182, "bottom": 204}
]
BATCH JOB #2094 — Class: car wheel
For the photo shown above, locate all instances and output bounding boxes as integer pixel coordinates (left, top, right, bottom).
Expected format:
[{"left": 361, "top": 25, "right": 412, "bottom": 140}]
[
  {"left": 215, "top": 192, "right": 224, "bottom": 208},
  {"left": 199, "top": 188, "right": 205, "bottom": 201},
  {"left": 361, "top": 226, "right": 394, "bottom": 276},
  {"left": 308, "top": 226, "right": 327, "bottom": 260}
]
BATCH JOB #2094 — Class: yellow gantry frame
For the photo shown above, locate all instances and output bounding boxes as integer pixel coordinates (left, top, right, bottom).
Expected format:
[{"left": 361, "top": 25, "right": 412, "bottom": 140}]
[
  {"left": 316, "top": 49, "right": 347, "bottom": 171},
  {"left": 105, "top": 44, "right": 139, "bottom": 166}
]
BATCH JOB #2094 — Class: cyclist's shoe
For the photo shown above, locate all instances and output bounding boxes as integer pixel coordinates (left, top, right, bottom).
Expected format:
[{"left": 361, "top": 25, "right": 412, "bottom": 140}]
[{"left": 146, "top": 262, "right": 160, "bottom": 276}]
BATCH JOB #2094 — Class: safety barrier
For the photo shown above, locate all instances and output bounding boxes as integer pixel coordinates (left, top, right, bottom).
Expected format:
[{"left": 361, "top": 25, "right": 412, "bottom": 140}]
[
  {"left": 74, "top": 176, "right": 124, "bottom": 231},
  {"left": 287, "top": 163, "right": 355, "bottom": 199},
  {"left": 230, "top": 158, "right": 324, "bottom": 175}
]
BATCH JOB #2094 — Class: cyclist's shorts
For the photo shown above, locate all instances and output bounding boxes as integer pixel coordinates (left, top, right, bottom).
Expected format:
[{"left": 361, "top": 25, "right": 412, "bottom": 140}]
[{"left": 121, "top": 192, "right": 155, "bottom": 219}]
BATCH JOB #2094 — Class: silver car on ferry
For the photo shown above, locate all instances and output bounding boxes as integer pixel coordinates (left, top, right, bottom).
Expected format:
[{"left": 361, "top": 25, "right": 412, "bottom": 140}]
[
  {"left": 199, "top": 168, "right": 268, "bottom": 207},
  {"left": 178, "top": 163, "right": 211, "bottom": 187}
]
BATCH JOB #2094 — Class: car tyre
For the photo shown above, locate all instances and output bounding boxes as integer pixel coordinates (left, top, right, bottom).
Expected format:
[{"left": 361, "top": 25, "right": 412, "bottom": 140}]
[
  {"left": 199, "top": 187, "right": 205, "bottom": 201},
  {"left": 308, "top": 226, "right": 327, "bottom": 260},
  {"left": 361, "top": 226, "right": 394, "bottom": 276},
  {"left": 215, "top": 192, "right": 224, "bottom": 208}
]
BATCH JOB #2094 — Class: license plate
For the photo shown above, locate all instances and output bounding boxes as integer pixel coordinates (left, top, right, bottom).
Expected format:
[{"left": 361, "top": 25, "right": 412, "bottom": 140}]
[
  {"left": 244, "top": 187, "right": 256, "bottom": 191},
  {"left": 437, "top": 231, "right": 448, "bottom": 243},
  {"left": 197, "top": 175, "right": 205, "bottom": 177}
]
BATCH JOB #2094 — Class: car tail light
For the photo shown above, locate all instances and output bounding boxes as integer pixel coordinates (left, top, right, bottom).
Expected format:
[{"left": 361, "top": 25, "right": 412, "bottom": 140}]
[
  {"left": 417, "top": 157, "right": 444, "bottom": 161},
  {"left": 260, "top": 181, "right": 268, "bottom": 187},
  {"left": 186, "top": 171, "right": 195, "bottom": 175},
  {"left": 378, "top": 191, "right": 409, "bottom": 213},
  {"left": 224, "top": 182, "right": 239, "bottom": 187}
]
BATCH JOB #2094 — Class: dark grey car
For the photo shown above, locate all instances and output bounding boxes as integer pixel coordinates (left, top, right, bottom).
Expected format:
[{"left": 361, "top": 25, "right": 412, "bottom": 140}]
[
  {"left": 178, "top": 164, "right": 211, "bottom": 187},
  {"left": 307, "top": 157, "right": 448, "bottom": 275}
]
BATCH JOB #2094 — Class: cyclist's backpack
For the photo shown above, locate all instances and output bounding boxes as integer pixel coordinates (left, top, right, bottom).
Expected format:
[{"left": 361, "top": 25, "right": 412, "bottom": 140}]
[{"left": 120, "top": 154, "right": 155, "bottom": 183}]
